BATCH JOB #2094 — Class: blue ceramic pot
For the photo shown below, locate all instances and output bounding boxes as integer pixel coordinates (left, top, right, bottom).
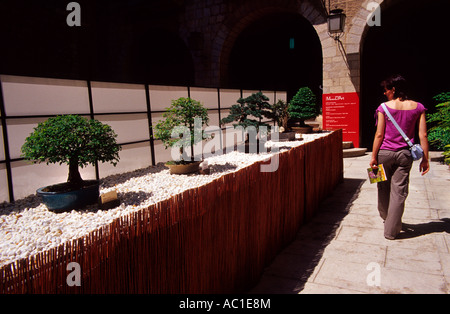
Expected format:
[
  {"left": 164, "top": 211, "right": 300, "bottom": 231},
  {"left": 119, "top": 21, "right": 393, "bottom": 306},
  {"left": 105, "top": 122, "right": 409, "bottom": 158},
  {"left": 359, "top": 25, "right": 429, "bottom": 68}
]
[{"left": 36, "top": 180, "right": 100, "bottom": 212}]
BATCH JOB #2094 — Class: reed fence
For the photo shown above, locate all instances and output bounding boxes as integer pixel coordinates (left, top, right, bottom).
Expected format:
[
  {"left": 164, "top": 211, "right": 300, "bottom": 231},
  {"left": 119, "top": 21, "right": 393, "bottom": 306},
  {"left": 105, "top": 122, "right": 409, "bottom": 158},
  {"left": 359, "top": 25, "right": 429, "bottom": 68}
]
[{"left": 1, "top": 130, "right": 343, "bottom": 294}]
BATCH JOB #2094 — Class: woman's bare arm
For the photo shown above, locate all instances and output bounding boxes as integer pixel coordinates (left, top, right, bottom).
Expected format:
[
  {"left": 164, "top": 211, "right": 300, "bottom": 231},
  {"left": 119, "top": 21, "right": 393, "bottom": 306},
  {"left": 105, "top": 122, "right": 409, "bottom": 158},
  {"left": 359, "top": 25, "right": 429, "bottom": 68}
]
[
  {"left": 370, "top": 112, "right": 385, "bottom": 169},
  {"left": 418, "top": 112, "right": 430, "bottom": 175}
]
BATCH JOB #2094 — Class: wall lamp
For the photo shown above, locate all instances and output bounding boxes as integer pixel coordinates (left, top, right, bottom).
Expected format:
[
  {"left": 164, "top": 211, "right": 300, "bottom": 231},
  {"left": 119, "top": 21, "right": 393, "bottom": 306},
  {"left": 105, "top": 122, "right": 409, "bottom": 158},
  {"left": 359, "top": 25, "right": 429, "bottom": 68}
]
[{"left": 327, "top": 9, "right": 346, "bottom": 40}]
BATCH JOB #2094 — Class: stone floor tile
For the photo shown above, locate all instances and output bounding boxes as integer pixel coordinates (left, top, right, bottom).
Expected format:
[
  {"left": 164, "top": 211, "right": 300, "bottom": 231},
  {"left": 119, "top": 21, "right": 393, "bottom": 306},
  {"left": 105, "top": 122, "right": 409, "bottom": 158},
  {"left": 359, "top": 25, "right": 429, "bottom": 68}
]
[
  {"left": 311, "top": 259, "right": 383, "bottom": 293},
  {"left": 340, "top": 212, "right": 384, "bottom": 230},
  {"left": 377, "top": 267, "right": 448, "bottom": 294},
  {"left": 313, "top": 259, "right": 448, "bottom": 294},
  {"left": 334, "top": 225, "right": 385, "bottom": 245},
  {"left": 249, "top": 274, "right": 306, "bottom": 294},
  {"left": 385, "top": 246, "right": 443, "bottom": 275},
  {"left": 321, "top": 240, "right": 386, "bottom": 265},
  {"left": 402, "top": 207, "right": 434, "bottom": 220},
  {"left": 440, "top": 252, "right": 450, "bottom": 277},
  {"left": 261, "top": 252, "right": 323, "bottom": 284},
  {"left": 384, "top": 234, "right": 442, "bottom": 253},
  {"left": 299, "top": 282, "right": 365, "bottom": 294},
  {"left": 249, "top": 154, "right": 450, "bottom": 294},
  {"left": 434, "top": 234, "right": 449, "bottom": 254}
]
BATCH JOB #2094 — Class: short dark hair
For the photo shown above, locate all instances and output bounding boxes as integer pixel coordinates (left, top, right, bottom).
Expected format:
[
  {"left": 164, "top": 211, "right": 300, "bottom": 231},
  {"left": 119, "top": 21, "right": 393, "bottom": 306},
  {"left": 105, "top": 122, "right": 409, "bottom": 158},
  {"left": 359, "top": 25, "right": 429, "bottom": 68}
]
[{"left": 381, "top": 74, "right": 408, "bottom": 100}]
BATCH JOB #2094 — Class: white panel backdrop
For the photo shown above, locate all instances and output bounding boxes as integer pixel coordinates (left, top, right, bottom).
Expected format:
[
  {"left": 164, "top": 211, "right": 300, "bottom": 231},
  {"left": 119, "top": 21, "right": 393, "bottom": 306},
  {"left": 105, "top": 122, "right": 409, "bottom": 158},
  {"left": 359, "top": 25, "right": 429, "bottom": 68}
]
[{"left": 0, "top": 75, "right": 287, "bottom": 202}]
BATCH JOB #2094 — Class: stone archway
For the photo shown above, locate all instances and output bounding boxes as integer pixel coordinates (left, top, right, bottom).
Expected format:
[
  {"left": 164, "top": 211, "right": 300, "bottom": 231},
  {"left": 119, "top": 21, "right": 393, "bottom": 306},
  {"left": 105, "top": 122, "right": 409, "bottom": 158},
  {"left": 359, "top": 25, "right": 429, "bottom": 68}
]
[
  {"left": 212, "top": 0, "right": 326, "bottom": 97},
  {"left": 360, "top": 0, "right": 450, "bottom": 148},
  {"left": 225, "top": 11, "right": 323, "bottom": 99}
]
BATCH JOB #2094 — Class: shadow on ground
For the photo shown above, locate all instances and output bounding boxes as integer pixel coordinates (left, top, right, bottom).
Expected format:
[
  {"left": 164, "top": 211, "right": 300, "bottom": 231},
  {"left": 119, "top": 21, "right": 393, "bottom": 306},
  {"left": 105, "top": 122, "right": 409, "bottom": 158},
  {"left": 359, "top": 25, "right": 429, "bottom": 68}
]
[
  {"left": 399, "top": 218, "right": 450, "bottom": 239},
  {"left": 101, "top": 163, "right": 168, "bottom": 188},
  {"left": 249, "top": 178, "right": 366, "bottom": 294}
]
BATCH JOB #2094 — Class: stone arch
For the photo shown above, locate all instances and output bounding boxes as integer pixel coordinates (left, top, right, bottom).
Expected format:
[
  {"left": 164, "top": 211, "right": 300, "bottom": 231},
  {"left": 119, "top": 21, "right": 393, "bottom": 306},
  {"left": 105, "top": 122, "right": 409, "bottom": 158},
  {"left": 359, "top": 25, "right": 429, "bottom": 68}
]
[
  {"left": 318, "top": 0, "right": 384, "bottom": 96},
  {"left": 213, "top": 0, "right": 326, "bottom": 90},
  {"left": 347, "top": 0, "right": 384, "bottom": 55}
]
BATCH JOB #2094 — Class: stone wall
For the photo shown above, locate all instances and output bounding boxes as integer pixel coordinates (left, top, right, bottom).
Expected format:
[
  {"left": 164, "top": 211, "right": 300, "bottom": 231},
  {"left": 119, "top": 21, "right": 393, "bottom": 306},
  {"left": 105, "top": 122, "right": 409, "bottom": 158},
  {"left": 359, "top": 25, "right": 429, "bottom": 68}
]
[
  {"left": 320, "top": 0, "right": 384, "bottom": 94},
  {"left": 179, "top": 0, "right": 327, "bottom": 88},
  {"left": 175, "top": 0, "right": 389, "bottom": 94}
]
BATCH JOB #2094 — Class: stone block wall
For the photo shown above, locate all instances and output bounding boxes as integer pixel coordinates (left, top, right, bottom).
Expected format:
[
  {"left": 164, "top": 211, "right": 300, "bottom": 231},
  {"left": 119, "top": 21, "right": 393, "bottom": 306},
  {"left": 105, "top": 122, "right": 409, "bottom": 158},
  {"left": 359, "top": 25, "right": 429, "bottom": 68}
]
[
  {"left": 175, "top": 0, "right": 386, "bottom": 95},
  {"left": 178, "top": 0, "right": 327, "bottom": 88},
  {"left": 316, "top": 0, "right": 383, "bottom": 94}
]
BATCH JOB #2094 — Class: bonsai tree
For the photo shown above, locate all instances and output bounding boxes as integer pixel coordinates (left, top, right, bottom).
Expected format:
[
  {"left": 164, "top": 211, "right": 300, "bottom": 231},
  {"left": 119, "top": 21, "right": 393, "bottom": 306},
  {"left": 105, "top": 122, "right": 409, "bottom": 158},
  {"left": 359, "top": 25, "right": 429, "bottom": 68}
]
[
  {"left": 220, "top": 92, "right": 272, "bottom": 152},
  {"left": 270, "top": 99, "right": 290, "bottom": 131},
  {"left": 221, "top": 92, "right": 272, "bottom": 133},
  {"left": 154, "top": 97, "right": 209, "bottom": 163},
  {"left": 288, "top": 87, "right": 318, "bottom": 127},
  {"left": 21, "top": 115, "right": 121, "bottom": 189}
]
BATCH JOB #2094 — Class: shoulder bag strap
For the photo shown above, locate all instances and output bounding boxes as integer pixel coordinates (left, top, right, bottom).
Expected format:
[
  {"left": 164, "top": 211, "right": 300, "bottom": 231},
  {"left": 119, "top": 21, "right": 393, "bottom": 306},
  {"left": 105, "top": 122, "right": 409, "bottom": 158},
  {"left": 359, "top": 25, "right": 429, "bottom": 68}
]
[{"left": 381, "top": 103, "right": 414, "bottom": 148}]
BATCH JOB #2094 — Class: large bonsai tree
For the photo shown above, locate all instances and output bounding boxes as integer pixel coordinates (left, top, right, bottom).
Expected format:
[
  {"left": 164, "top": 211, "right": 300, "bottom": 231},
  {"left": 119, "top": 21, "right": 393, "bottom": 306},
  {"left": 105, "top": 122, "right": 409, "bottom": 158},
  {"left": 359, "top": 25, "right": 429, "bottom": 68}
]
[
  {"left": 154, "top": 97, "right": 209, "bottom": 162},
  {"left": 220, "top": 92, "right": 273, "bottom": 153},
  {"left": 21, "top": 115, "right": 121, "bottom": 188},
  {"left": 221, "top": 91, "right": 272, "bottom": 133},
  {"left": 288, "top": 87, "right": 318, "bottom": 127}
]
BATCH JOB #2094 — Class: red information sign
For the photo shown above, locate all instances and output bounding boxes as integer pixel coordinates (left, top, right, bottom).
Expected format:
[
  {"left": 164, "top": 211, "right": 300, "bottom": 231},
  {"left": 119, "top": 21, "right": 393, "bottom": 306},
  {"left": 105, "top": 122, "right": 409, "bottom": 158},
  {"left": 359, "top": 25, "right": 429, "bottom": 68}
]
[{"left": 322, "top": 92, "right": 360, "bottom": 148}]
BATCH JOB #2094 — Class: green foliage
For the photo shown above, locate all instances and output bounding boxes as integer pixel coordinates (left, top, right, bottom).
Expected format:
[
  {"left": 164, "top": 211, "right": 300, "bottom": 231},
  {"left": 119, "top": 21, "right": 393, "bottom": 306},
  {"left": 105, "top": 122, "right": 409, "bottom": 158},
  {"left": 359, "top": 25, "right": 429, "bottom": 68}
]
[
  {"left": 427, "top": 101, "right": 450, "bottom": 151},
  {"left": 220, "top": 92, "right": 272, "bottom": 132},
  {"left": 427, "top": 92, "right": 450, "bottom": 165},
  {"left": 154, "top": 97, "right": 209, "bottom": 150},
  {"left": 432, "top": 92, "right": 450, "bottom": 105},
  {"left": 21, "top": 115, "right": 121, "bottom": 185},
  {"left": 22, "top": 115, "right": 120, "bottom": 167},
  {"left": 427, "top": 124, "right": 450, "bottom": 151},
  {"left": 270, "top": 99, "right": 290, "bottom": 130},
  {"left": 443, "top": 145, "right": 450, "bottom": 165},
  {"left": 288, "top": 87, "right": 318, "bottom": 125}
]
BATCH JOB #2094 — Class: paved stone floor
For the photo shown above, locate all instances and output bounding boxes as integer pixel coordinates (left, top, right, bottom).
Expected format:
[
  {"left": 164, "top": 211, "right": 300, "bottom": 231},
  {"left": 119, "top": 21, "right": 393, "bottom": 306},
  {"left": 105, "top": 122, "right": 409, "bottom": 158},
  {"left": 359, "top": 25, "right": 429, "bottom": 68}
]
[{"left": 250, "top": 153, "right": 450, "bottom": 294}]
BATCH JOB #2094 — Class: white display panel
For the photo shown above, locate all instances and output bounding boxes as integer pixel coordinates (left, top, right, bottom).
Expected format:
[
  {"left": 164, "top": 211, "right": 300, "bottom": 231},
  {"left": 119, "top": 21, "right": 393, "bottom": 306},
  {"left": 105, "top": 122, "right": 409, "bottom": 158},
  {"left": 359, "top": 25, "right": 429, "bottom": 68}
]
[
  {"left": 91, "top": 82, "right": 147, "bottom": 113},
  {"left": 148, "top": 85, "right": 189, "bottom": 112},
  {"left": 1, "top": 75, "right": 90, "bottom": 116}
]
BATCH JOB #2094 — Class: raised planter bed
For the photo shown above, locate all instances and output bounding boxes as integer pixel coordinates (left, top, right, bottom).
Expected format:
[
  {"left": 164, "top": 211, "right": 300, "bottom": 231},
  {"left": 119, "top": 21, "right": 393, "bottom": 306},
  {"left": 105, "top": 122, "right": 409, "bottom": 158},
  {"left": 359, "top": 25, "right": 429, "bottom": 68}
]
[{"left": 0, "top": 131, "right": 343, "bottom": 294}]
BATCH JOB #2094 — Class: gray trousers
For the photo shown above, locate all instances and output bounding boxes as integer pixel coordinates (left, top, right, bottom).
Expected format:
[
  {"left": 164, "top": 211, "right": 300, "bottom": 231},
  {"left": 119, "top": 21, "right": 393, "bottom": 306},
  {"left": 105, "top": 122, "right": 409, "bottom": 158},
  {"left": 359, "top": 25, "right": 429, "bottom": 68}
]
[{"left": 377, "top": 149, "right": 413, "bottom": 239}]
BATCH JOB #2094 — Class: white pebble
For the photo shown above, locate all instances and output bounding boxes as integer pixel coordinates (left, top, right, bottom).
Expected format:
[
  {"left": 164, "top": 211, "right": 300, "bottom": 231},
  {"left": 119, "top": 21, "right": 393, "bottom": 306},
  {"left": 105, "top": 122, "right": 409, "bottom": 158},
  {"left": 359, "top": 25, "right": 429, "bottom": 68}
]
[{"left": 0, "top": 133, "right": 330, "bottom": 267}]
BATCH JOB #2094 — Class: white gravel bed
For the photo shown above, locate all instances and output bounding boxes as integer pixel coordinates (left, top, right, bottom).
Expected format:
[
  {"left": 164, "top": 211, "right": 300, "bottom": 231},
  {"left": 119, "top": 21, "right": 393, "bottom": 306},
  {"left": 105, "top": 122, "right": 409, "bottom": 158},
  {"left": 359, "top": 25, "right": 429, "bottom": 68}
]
[{"left": 0, "top": 133, "right": 329, "bottom": 267}]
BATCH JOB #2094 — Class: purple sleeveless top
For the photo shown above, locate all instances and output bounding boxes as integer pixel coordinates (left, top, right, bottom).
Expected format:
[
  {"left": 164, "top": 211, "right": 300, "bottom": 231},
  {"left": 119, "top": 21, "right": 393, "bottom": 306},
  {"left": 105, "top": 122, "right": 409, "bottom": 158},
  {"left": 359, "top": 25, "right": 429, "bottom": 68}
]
[{"left": 375, "top": 102, "right": 426, "bottom": 151}]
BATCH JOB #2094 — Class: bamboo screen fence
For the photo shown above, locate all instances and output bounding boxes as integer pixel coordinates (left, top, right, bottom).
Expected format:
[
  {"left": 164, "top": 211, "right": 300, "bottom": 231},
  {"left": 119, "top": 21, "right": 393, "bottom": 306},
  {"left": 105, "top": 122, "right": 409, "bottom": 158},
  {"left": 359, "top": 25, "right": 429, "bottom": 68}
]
[{"left": 1, "top": 130, "right": 343, "bottom": 294}]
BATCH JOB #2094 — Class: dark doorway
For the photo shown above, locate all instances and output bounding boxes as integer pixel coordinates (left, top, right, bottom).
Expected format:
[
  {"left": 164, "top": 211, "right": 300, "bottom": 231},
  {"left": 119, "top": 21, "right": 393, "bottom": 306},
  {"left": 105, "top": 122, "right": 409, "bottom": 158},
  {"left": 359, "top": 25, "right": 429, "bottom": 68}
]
[
  {"left": 227, "top": 12, "right": 322, "bottom": 101},
  {"left": 361, "top": 0, "right": 450, "bottom": 148}
]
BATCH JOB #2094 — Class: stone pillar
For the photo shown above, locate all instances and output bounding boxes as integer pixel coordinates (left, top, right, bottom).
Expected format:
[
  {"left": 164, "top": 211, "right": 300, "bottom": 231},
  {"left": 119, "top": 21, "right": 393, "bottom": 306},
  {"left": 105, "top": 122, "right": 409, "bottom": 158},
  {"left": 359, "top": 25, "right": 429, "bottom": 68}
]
[
  {"left": 317, "top": 0, "right": 383, "bottom": 95},
  {"left": 316, "top": 23, "right": 359, "bottom": 94}
]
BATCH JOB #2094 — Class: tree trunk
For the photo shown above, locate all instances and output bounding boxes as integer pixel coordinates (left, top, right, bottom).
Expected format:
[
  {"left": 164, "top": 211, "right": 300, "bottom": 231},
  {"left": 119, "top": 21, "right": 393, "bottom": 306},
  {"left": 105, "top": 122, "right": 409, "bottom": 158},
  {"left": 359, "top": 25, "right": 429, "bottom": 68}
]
[{"left": 67, "top": 159, "right": 83, "bottom": 187}]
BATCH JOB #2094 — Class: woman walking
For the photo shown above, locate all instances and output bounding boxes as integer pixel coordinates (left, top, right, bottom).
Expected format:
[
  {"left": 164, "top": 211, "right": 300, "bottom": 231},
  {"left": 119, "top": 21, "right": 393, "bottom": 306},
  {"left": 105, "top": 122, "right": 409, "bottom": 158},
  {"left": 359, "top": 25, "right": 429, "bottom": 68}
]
[{"left": 370, "top": 74, "right": 430, "bottom": 240}]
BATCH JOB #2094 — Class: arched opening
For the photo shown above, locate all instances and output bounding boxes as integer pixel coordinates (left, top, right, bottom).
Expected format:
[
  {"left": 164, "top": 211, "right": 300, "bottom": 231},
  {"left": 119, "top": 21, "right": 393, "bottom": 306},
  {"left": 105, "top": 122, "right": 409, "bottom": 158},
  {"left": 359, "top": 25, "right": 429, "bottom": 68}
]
[
  {"left": 360, "top": 0, "right": 450, "bottom": 148},
  {"left": 226, "top": 12, "right": 322, "bottom": 100}
]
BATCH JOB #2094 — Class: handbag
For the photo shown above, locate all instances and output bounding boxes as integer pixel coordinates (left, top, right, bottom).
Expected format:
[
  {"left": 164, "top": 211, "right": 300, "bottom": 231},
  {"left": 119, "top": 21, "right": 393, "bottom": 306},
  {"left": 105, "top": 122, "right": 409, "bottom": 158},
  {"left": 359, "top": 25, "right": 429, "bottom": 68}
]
[{"left": 381, "top": 103, "right": 424, "bottom": 161}]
